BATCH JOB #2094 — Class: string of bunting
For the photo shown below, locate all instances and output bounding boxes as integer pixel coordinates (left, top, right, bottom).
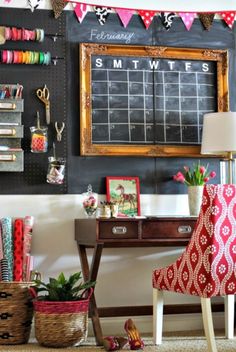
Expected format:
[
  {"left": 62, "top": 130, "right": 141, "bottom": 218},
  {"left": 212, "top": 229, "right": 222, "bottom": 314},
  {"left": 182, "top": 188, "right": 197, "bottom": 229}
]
[{"left": 48, "top": 0, "right": 236, "bottom": 31}]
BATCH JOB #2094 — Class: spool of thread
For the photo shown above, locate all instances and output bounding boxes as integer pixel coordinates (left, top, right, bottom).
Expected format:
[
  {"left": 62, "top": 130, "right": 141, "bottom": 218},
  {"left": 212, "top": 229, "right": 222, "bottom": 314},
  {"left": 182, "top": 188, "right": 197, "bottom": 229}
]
[{"left": 0, "top": 258, "right": 9, "bottom": 281}]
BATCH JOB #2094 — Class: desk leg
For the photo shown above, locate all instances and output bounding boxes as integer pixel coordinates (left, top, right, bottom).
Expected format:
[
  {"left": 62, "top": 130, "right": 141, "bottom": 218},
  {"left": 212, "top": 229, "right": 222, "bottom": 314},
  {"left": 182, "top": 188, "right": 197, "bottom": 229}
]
[{"left": 77, "top": 243, "right": 104, "bottom": 346}]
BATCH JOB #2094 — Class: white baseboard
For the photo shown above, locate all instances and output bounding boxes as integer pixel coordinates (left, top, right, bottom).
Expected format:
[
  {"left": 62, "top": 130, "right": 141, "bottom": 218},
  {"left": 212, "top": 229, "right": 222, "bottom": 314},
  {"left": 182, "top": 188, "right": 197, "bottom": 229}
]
[
  {"left": 30, "top": 312, "right": 225, "bottom": 339},
  {"left": 87, "top": 312, "right": 225, "bottom": 337}
]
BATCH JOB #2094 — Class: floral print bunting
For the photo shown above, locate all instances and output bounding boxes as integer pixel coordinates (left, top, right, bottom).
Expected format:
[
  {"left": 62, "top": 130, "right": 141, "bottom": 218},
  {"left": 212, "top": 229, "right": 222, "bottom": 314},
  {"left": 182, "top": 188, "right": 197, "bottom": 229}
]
[
  {"left": 160, "top": 12, "right": 176, "bottom": 30},
  {"left": 27, "top": 0, "right": 42, "bottom": 12},
  {"left": 94, "top": 6, "right": 112, "bottom": 25}
]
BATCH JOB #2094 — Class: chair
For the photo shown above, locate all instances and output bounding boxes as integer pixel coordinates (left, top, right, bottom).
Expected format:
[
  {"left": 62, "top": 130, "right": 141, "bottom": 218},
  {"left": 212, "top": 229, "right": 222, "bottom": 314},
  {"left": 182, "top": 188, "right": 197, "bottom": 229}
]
[{"left": 152, "top": 184, "right": 236, "bottom": 352}]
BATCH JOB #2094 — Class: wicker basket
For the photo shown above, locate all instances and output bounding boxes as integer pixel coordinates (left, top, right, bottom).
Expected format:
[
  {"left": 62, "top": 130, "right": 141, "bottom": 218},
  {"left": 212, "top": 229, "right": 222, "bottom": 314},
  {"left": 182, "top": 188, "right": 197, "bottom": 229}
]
[
  {"left": 0, "top": 282, "right": 34, "bottom": 344},
  {"left": 33, "top": 288, "right": 92, "bottom": 348}
]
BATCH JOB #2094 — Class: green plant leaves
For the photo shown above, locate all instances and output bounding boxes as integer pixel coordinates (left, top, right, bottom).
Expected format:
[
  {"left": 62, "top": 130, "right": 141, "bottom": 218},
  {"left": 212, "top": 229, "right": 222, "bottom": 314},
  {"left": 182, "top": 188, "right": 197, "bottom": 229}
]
[{"left": 33, "top": 272, "right": 95, "bottom": 301}]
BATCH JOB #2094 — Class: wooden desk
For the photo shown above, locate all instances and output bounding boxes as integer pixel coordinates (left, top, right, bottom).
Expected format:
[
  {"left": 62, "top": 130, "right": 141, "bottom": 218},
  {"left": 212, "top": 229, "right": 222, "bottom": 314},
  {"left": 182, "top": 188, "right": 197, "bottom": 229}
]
[{"left": 74, "top": 217, "right": 197, "bottom": 345}]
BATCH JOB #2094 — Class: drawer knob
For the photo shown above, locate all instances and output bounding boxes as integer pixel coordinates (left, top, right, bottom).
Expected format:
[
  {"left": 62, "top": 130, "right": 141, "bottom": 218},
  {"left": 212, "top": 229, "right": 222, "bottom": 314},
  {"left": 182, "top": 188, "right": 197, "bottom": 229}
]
[
  {"left": 112, "top": 226, "right": 127, "bottom": 235},
  {"left": 178, "top": 225, "right": 192, "bottom": 234}
]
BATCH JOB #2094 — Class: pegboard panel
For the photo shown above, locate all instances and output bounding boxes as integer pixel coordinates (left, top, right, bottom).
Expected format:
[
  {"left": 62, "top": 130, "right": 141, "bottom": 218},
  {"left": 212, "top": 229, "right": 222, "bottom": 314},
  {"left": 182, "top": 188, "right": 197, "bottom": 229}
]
[{"left": 0, "top": 8, "right": 67, "bottom": 194}]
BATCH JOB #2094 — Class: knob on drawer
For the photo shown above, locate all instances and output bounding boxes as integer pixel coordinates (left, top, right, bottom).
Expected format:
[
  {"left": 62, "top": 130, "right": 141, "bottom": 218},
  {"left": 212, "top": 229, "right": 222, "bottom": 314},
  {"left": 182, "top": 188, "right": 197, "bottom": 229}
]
[
  {"left": 112, "top": 226, "right": 127, "bottom": 235},
  {"left": 178, "top": 225, "right": 192, "bottom": 234}
]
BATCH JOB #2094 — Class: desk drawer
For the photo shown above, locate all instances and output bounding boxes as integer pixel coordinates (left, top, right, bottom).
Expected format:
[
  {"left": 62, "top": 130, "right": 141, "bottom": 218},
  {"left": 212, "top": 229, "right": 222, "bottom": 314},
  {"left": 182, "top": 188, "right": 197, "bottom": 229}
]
[
  {"left": 142, "top": 219, "right": 196, "bottom": 239},
  {"left": 98, "top": 221, "right": 139, "bottom": 239}
]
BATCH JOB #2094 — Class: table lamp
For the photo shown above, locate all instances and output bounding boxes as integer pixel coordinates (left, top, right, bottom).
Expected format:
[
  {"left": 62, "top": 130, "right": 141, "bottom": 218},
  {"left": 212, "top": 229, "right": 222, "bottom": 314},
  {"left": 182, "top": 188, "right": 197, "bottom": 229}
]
[{"left": 201, "top": 112, "right": 236, "bottom": 184}]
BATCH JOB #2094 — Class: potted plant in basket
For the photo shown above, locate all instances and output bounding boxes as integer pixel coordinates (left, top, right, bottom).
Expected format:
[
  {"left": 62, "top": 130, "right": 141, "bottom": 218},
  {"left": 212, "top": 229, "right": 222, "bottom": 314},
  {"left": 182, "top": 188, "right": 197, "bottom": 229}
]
[{"left": 32, "top": 271, "right": 95, "bottom": 348}]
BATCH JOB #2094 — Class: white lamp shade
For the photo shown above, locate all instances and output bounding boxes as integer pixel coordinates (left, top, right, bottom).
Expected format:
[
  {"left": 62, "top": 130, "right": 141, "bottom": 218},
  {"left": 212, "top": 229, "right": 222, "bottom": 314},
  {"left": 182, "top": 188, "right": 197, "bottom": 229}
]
[{"left": 201, "top": 112, "right": 236, "bottom": 155}]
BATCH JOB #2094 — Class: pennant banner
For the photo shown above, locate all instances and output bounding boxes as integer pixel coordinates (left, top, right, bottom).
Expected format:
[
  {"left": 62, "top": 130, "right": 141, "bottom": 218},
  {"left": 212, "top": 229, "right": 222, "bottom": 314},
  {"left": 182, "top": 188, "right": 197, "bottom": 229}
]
[
  {"left": 221, "top": 11, "right": 236, "bottom": 28},
  {"left": 198, "top": 13, "right": 215, "bottom": 30},
  {"left": 138, "top": 10, "right": 156, "bottom": 29},
  {"left": 64, "top": 2, "right": 232, "bottom": 32},
  {"left": 160, "top": 12, "right": 176, "bottom": 30},
  {"left": 94, "top": 6, "right": 112, "bottom": 25},
  {"left": 51, "top": 0, "right": 67, "bottom": 18},
  {"left": 27, "top": 0, "right": 42, "bottom": 12},
  {"left": 74, "top": 2, "right": 89, "bottom": 22},
  {"left": 116, "top": 8, "right": 134, "bottom": 28},
  {"left": 178, "top": 12, "right": 196, "bottom": 31}
]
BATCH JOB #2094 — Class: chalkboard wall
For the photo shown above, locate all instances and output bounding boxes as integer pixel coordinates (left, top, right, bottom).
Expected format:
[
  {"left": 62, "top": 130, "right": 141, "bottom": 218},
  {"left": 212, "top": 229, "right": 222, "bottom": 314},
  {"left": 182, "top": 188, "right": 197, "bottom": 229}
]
[
  {"left": 0, "top": 8, "right": 235, "bottom": 194},
  {"left": 67, "top": 11, "right": 235, "bottom": 194}
]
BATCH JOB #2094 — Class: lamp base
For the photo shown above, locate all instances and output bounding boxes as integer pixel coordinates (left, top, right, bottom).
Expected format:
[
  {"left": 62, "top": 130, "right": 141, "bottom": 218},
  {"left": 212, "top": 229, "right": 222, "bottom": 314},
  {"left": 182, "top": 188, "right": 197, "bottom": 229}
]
[{"left": 220, "top": 159, "right": 236, "bottom": 184}]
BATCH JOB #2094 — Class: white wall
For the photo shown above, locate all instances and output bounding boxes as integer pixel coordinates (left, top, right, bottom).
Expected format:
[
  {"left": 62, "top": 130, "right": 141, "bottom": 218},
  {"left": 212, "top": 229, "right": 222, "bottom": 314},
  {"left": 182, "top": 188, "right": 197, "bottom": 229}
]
[{"left": 0, "top": 194, "right": 225, "bottom": 335}]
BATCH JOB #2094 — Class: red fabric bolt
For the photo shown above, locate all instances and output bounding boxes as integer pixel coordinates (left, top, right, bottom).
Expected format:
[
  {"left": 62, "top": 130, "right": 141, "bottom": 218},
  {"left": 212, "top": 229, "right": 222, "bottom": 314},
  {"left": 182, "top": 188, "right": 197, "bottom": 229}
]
[{"left": 13, "top": 218, "right": 24, "bottom": 281}]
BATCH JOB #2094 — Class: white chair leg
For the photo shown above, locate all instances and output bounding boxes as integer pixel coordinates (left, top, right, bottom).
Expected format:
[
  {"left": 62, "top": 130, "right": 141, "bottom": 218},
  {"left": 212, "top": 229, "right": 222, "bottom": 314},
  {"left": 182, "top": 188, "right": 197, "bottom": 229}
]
[
  {"left": 201, "top": 297, "right": 217, "bottom": 352},
  {"left": 153, "top": 288, "right": 163, "bottom": 345},
  {"left": 224, "top": 295, "right": 234, "bottom": 339}
]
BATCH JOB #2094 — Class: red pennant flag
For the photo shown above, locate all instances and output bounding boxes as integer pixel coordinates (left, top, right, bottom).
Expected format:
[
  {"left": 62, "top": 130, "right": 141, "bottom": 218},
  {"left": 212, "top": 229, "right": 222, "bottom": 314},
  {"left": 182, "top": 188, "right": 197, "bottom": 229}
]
[
  {"left": 138, "top": 10, "right": 156, "bottom": 29},
  {"left": 198, "top": 13, "right": 215, "bottom": 30},
  {"left": 74, "top": 3, "right": 88, "bottom": 23},
  {"left": 221, "top": 12, "right": 236, "bottom": 29},
  {"left": 116, "top": 8, "right": 134, "bottom": 28}
]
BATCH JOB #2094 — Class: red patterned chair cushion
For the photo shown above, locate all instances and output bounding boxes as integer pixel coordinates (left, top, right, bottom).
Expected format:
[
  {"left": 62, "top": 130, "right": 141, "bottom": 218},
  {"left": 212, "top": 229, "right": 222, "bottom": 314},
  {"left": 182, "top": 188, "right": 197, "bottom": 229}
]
[{"left": 152, "top": 184, "right": 236, "bottom": 298}]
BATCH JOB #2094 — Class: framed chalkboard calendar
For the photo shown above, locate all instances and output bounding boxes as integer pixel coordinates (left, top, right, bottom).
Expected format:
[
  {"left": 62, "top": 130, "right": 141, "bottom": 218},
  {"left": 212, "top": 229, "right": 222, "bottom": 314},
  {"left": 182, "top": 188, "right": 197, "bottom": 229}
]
[{"left": 80, "top": 43, "right": 228, "bottom": 157}]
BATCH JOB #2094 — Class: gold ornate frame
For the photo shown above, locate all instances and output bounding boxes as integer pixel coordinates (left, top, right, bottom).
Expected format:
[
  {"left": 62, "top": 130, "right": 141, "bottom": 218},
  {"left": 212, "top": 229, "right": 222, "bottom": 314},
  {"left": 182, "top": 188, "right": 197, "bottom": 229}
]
[{"left": 80, "top": 43, "right": 228, "bottom": 157}]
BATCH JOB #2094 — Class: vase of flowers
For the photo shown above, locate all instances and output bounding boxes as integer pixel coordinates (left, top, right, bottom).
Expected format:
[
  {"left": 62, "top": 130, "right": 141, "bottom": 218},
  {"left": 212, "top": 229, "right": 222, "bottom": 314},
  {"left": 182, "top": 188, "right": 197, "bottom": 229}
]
[
  {"left": 82, "top": 184, "right": 98, "bottom": 217},
  {"left": 173, "top": 162, "right": 216, "bottom": 216}
]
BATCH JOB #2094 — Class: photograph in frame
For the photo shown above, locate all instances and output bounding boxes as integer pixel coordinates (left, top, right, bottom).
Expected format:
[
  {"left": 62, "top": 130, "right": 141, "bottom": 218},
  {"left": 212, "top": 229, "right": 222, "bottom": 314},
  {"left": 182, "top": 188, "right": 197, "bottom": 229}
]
[{"left": 106, "top": 176, "right": 141, "bottom": 217}]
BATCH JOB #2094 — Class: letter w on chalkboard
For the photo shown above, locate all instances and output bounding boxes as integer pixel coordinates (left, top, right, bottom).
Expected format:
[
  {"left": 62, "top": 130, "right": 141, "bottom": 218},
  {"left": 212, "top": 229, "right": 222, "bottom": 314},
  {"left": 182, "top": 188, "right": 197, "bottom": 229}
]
[{"left": 80, "top": 43, "right": 228, "bottom": 157}]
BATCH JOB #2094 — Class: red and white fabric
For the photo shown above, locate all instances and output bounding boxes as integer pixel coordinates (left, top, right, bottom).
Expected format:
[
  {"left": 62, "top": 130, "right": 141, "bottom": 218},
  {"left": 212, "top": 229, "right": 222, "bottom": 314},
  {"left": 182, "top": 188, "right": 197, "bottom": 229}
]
[{"left": 153, "top": 184, "right": 236, "bottom": 298}]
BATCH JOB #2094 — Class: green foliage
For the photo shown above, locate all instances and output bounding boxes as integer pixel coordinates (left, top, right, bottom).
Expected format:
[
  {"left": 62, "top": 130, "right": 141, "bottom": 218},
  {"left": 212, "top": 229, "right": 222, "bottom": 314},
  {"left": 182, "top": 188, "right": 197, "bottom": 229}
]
[{"left": 33, "top": 272, "right": 95, "bottom": 301}]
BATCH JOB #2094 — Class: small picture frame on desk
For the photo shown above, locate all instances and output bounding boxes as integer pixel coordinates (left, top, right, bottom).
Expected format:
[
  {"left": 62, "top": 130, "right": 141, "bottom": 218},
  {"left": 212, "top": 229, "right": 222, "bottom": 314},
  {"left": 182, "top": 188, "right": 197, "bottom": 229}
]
[{"left": 106, "top": 176, "right": 141, "bottom": 217}]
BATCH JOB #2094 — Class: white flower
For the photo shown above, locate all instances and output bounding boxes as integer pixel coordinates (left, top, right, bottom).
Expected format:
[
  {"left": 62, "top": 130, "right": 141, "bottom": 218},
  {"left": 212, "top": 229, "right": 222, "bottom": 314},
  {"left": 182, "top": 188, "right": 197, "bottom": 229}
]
[
  {"left": 218, "top": 264, "right": 226, "bottom": 274},
  {"left": 182, "top": 271, "right": 188, "bottom": 281},
  {"left": 211, "top": 206, "right": 220, "bottom": 215},
  {"left": 206, "top": 283, "right": 213, "bottom": 293},
  {"left": 199, "top": 274, "right": 206, "bottom": 283},
  {"left": 226, "top": 187, "right": 233, "bottom": 197},
  {"left": 232, "top": 245, "right": 236, "bottom": 254},
  {"left": 200, "top": 235, "right": 207, "bottom": 245},
  {"left": 227, "top": 282, "right": 235, "bottom": 292},
  {"left": 222, "top": 226, "right": 230, "bottom": 236},
  {"left": 208, "top": 245, "right": 216, "bottom": 254}
]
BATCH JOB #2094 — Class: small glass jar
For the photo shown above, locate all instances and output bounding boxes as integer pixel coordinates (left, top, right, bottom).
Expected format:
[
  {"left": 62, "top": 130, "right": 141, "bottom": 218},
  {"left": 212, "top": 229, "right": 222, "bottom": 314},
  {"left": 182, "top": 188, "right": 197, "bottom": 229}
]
[
  {"left": 82, "top": 185, "right": 98, "bottom": 217},
  {"left": 47, "top": 157, "right": 66, "bottom": 185},
  {"left": 30, "top": 126, "right": 48, "bottom": 153}
]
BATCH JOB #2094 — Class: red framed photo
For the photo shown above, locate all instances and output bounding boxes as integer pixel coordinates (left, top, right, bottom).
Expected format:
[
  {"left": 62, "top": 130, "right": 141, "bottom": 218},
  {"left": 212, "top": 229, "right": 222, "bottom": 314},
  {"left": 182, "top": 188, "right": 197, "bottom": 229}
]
[{"left": 106, "top": 176, "right": 141, "bottom": 217}]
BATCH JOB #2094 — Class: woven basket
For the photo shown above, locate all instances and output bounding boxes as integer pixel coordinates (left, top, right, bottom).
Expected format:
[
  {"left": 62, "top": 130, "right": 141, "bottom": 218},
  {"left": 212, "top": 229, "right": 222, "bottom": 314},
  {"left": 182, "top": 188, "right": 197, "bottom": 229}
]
[
  {"left": 0, "top": 282, "right": 34, "bottom": 345},
  {"left": 33, "top": 288, "right": 92, "bottom": 348}
]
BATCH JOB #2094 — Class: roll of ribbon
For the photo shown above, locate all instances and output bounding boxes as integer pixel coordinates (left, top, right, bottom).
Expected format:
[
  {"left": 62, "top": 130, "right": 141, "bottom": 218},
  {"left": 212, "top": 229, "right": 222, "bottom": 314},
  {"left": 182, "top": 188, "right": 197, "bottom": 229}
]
[
  {"left": 0, "top": 258, "right": 9, "bottom": 281},
  {"left": 1, "top": 217, "right": 13, "bottom": 281}
]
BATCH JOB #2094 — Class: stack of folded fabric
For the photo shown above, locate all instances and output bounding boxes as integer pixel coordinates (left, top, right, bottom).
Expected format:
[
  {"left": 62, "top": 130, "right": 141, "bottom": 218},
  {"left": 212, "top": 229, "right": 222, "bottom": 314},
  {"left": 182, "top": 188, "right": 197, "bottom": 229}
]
[{"left": 0, "top": 216, "right": 34, "bottom": 282}]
